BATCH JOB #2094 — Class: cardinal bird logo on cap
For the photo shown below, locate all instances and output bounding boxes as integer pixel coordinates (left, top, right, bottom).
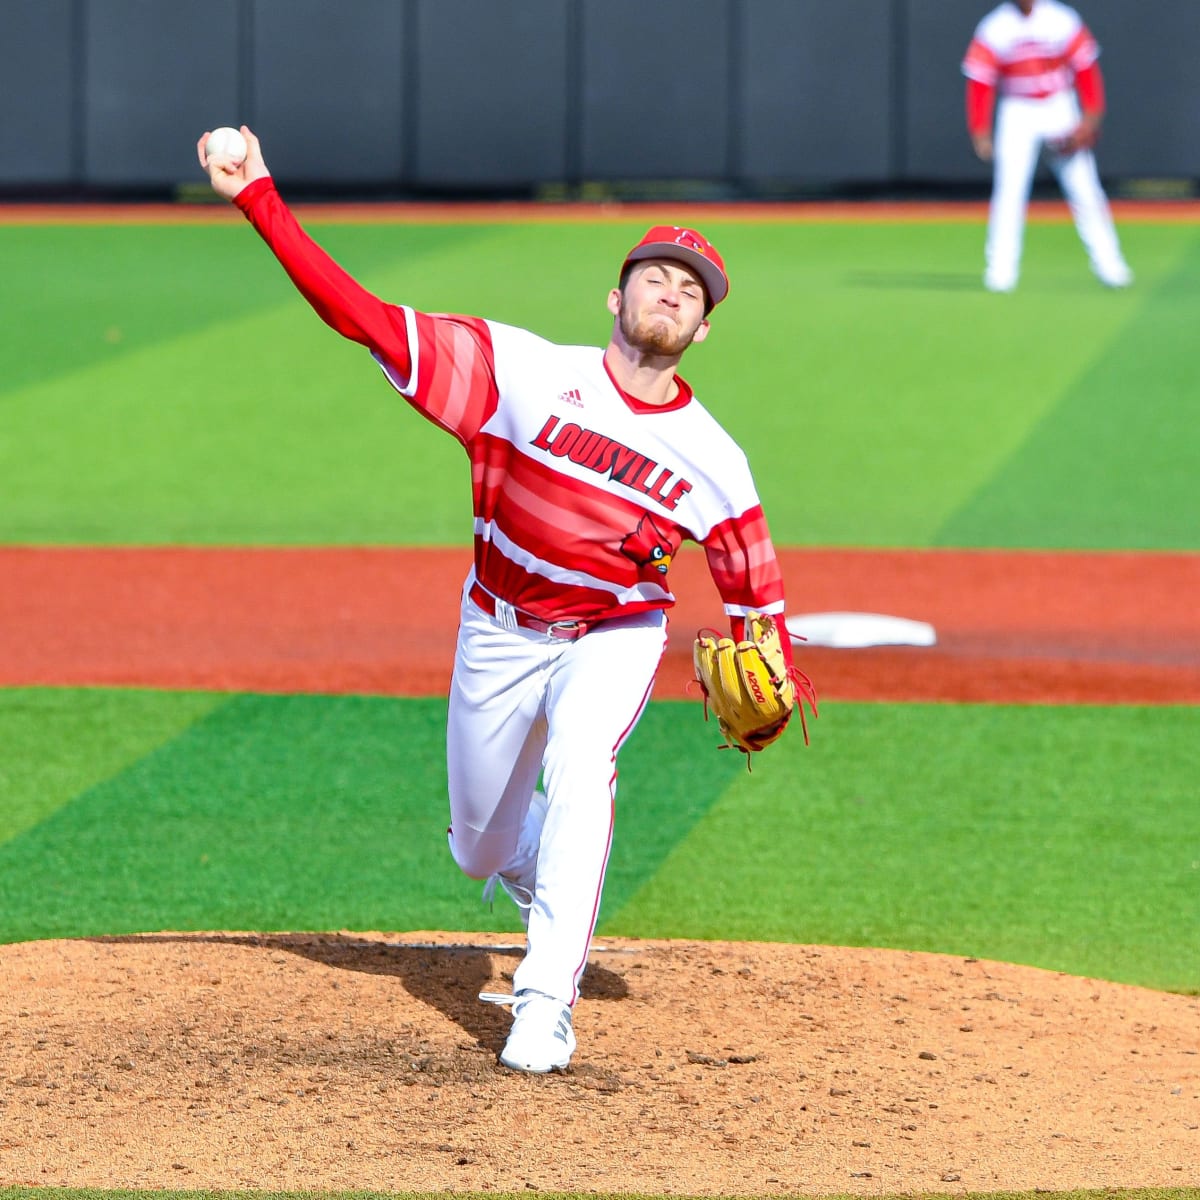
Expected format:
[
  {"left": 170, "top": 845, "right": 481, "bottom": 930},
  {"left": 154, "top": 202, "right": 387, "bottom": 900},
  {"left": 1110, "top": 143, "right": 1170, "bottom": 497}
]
[
  {"left": 620, "top": 514, "right": 677, "bottom": 579},
  {"left": 673, "top": 229, "right": 707, "bottom": 254}
]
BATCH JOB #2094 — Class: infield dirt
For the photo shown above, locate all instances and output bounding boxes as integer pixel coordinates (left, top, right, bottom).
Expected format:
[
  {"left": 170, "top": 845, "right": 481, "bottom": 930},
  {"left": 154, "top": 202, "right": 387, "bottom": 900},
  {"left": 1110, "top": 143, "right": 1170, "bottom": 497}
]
[
  {"left": 2, "top": 932, "right": 1197, "bottom": 1194},
  {"left": 3, "top": 545, "right": 1199, "bottom": 702}
]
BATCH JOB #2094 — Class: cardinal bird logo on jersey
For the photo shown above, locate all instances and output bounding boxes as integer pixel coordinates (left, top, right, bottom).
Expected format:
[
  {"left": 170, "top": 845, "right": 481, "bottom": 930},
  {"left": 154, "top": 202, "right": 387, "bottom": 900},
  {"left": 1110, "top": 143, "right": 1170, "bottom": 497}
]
[{"left": 620, "top": 514, "right": 676, "bottom": 578}]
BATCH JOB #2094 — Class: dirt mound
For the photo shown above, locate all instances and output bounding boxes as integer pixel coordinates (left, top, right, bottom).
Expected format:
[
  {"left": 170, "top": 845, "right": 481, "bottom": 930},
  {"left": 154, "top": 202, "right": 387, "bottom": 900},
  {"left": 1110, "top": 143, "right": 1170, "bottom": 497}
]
[{"left": 2, "top": 931, "right": 1196, "bottom": 1194}]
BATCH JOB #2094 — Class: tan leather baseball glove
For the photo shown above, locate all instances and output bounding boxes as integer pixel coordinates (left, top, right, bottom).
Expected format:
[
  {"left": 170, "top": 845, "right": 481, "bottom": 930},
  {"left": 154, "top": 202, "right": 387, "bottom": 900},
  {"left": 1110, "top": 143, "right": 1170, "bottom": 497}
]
[{"left": 693, "top": 612, "right": 817, "bottom": 758}]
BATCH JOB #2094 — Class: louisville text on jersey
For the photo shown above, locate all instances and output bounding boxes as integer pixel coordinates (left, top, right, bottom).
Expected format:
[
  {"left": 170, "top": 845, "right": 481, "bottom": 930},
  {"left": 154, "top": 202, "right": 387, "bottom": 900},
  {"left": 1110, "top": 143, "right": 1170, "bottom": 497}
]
[{"left": 531, "top": 415, "right": 694, "bottom": 511}]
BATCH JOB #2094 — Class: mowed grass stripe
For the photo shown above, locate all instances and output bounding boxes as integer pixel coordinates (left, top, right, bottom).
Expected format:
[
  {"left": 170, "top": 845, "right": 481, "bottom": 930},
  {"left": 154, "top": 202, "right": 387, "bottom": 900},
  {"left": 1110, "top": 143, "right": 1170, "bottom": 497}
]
[
  {"left": 0, "top": 222, "right": 499, "bottom": 394},
  {"left": 610, "top": 702, "right": 1200, "bottom": 994},
  {"left": 0, "top": 688, "right": 224, "bottom": 843},
  {"left": 936, "top": 229, "right": 1200, "bottom": 548},
  {"left": 1, "top": 691, "right": 1196, "bottom": 994},
  {"left": 2, "top": 219, "right": 1196, "bottom": 548},
  {"left": 0, "top": 693, "right": 743, "bottom": 946}
]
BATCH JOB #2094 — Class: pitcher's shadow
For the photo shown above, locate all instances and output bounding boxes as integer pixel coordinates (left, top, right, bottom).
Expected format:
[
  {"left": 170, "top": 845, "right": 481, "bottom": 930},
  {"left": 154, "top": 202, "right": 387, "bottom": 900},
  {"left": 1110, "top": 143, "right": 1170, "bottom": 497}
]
[{"left": 92, "top": 931, "right": 629, "bottom": 1052}]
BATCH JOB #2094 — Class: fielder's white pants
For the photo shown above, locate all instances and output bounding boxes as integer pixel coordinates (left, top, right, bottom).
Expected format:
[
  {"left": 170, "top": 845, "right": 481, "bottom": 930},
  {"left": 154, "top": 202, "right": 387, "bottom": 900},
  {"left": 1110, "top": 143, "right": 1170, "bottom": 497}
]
[
  {"left": 987, "top": 91, "right": 1129, "bottom": 289},
  {"left": 445, "top": 579, "right": 667, "bottom": 1007}
]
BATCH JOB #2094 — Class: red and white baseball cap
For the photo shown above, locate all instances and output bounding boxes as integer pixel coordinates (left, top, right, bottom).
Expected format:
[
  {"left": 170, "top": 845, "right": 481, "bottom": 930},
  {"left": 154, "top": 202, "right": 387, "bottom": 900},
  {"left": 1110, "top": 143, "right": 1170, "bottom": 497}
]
[{"left": 621, "top": 225, "right": 729, "bottom": 310}]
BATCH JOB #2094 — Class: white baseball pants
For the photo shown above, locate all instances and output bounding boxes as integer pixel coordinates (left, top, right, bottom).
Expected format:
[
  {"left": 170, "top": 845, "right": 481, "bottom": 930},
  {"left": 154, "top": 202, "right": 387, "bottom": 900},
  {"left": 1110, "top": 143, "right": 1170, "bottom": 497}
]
[
  {"left": 986, "top": 91, "right": 1130, "bottom": 290},
  {"left": 445, "top": 579, "right": 667, "bottom": 1006}
]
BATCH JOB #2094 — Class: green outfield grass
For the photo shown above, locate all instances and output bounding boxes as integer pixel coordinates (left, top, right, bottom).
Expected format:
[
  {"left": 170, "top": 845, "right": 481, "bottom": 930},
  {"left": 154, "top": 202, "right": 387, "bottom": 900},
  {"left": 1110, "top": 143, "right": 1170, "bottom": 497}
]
[
  {"left": 1, "top": 216, "right": 1197, "bottom": 547},
  {"left": 2, "top": 689, "right": 1196, "bottom": 993}
]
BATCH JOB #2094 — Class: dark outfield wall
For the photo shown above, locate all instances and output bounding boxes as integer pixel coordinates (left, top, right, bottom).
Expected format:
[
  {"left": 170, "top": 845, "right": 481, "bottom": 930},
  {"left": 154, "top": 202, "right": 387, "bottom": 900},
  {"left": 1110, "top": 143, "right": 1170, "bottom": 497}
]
[{"left": 2, "top": 0, "right": 1197, "bottom": 196}]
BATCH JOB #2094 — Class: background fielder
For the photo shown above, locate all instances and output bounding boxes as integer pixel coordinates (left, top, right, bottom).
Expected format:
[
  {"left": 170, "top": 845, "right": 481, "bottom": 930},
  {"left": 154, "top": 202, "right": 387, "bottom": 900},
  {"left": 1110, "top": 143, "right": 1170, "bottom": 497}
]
[
  {"left": 198, "top": 126, "right": 812, "bottom": 1075},
  {"left": 963, "top": 0, "right": 1132, "bottom": 292}
]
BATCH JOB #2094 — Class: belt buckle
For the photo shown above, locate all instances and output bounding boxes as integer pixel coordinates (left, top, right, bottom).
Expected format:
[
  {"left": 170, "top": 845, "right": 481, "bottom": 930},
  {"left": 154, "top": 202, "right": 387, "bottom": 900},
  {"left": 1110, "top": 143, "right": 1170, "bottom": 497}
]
[{"left": 546, "top": 619, "right": 584, "bottom": 641}]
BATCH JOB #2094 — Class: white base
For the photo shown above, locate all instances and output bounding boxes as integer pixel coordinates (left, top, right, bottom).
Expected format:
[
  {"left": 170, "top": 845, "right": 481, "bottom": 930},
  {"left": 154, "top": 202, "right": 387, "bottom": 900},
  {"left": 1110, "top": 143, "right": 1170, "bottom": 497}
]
[{"left": 787, "top": 611, "right": 937, "bottom": 649}]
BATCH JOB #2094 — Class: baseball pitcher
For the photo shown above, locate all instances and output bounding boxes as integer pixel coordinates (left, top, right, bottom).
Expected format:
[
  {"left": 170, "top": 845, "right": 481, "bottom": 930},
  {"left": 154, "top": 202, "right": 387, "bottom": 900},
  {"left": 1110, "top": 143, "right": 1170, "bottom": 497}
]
[{"left": 198, "top": 127, "right": 815, "bottom": 1074}]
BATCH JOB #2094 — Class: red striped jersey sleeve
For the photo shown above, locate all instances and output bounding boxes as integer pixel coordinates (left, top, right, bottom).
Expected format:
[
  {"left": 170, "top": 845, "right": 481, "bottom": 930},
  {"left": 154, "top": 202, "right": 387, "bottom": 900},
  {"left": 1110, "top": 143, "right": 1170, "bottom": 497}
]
[
  {"left": 392, "top": 312, "right": 499, "bottom": 445},
  {"left": 702, "top": 505, "right": 786, "bottom": 617},
  {"left": 1064, "top": 23, "right": 1100, "bottom": 73},
  {"left": 713, "top": 509, "right": 793, "bottom": 671},
  {"left": 962, "top": 37, "right": 1000, "bottom": 85}
]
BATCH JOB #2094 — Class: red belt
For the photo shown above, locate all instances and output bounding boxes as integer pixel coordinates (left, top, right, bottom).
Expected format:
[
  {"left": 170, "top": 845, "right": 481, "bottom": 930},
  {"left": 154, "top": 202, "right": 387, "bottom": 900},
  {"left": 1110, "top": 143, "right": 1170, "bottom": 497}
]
[{"left": 469, "top": 582, "right": 590, "bottom": 641}]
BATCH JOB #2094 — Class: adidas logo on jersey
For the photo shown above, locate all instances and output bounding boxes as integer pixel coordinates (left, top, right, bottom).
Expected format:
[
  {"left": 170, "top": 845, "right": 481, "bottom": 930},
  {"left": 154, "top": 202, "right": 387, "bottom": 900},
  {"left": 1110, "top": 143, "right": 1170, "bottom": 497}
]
[{"left": 557, "top": 388, "right": 583, "bottom": 408}]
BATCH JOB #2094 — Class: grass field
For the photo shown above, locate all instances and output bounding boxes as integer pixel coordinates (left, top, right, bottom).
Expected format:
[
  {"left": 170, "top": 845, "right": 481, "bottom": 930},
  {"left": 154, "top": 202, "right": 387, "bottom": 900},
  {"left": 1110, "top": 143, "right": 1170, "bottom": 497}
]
[
  {"left": 1, "top": 204, "right": 1197, "bottom": 1200},
  {"left": 3, "top": 216, "right": 1198, "bottom": 547}
]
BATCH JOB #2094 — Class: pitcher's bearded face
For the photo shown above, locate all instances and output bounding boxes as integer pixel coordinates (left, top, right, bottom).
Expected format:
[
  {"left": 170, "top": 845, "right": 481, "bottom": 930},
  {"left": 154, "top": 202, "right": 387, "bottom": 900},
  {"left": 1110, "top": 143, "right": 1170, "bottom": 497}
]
[
  {"left": 617, "top": 261, "right": 709, "bottom": 356},
  {"left": 619, "top": 305, "right": 702, "bottom": 355}
]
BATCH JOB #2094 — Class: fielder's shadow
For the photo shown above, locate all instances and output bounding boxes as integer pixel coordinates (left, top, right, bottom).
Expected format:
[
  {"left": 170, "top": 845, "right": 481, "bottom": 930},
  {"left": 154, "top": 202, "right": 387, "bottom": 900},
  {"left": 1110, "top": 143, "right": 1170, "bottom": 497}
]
[{"left": 91, "top": 931, "right": 629, "bottom": 1053}]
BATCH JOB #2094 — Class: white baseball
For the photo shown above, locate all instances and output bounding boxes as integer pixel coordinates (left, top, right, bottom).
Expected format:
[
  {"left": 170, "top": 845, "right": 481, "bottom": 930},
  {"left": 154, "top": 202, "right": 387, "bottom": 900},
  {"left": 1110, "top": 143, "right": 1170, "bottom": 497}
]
[{"left": 205, "top": 126, "right": 247, "bottom": 164}]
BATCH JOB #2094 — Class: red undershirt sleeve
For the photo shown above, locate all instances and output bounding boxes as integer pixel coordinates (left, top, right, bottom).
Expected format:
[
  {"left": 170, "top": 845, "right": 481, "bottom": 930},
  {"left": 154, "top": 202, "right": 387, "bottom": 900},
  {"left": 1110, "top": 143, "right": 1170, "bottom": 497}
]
[
  {"left": 966, "top": 77, "right": 996, "bottom": 137},
  {"left": 1074, "top": 61, "right": 1104, "bottom": 117},
  {"left": 233, "top": 176, "right": 413, "bottom": 382}
]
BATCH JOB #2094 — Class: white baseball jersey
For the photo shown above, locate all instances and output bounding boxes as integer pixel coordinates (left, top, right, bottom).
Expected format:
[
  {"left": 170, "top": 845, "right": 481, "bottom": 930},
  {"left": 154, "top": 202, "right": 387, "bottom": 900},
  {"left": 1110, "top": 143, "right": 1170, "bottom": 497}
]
[
  {"left": 234, "top": 178, "right": 787, "bottom": 630},
  {"left": 378, "top": 317, "right": 775, "bottom": 623},
  {"left": 963, "top": 0, "right": 1099, "bottom": 100}
]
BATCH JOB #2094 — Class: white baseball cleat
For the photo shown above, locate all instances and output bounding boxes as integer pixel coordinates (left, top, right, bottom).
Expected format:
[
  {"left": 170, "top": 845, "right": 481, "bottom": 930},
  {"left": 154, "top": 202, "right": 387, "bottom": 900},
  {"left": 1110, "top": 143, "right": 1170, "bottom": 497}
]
[{"left": 480, "top": 989, "right": 576, "bottom": 1073}]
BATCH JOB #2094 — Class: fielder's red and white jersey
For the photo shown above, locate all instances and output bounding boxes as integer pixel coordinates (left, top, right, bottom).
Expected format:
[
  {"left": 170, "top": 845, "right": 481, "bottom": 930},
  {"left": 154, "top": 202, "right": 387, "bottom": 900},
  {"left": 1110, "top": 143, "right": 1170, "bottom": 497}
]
[
  {"left": 234, "top": 178, "right": 786, "bottom": 628},
  {"left": 963, "top": 0, "right": 1099, "bottom": 100}
]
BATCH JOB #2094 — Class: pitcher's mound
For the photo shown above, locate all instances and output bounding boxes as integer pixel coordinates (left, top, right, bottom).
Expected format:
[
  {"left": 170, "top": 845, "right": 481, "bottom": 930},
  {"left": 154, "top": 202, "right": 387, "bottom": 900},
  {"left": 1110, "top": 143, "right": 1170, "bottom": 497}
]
[{"left": 2, "top": 931, "right": 1196, "bottom": 1195}]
